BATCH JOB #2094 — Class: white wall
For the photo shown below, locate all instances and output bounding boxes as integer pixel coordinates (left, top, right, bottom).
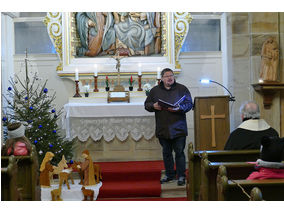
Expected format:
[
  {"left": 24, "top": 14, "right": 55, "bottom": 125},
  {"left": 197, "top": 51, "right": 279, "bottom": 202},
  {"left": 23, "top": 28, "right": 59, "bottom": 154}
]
[
  {"left": 179, "top": 51, "right": 226, "bottom": 146},
  {"left": 13, "top": 54, "right": 74, "bottom": 131},
  {"left": 1, "top": 13, "right": 15, "bottom": 109}
]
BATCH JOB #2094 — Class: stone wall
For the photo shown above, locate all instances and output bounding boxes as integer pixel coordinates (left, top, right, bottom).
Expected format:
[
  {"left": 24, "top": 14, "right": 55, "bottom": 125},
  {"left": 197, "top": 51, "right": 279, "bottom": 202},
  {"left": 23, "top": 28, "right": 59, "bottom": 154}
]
[{"left": 227, "top": 12, "right": 284, "bottom": 136}]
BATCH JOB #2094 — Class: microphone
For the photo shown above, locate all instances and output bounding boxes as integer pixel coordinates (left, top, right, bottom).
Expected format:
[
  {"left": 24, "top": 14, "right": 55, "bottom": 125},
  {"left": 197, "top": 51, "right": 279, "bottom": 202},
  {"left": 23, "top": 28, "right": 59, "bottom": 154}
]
[{"left": 200, "top": 79, "right": 235, "bottom": 102}]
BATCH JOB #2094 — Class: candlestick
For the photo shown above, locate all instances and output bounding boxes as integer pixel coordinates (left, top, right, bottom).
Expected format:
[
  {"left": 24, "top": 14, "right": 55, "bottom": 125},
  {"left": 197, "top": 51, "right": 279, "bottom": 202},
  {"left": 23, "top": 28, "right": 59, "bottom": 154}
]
[
  {"left": 157, "top": 67, "right": 161, "bottom": 79},
  {"left": 138, "top": 63, "right": 142, "bottom": 76},
  {"left": 75, "top": 69, "right": 79, "bottom": 81},
  {"left": 93, "top": 76, "right": 99, "bottom": 92},
  {"left": 73, "top": 80, "right": 82, "bottom": 97},
  {"left": 94, "top": 64, "right": 98, "bottom": 77},
  {"left": 137, "top": 75, "right": 143, "bottom": 91}
]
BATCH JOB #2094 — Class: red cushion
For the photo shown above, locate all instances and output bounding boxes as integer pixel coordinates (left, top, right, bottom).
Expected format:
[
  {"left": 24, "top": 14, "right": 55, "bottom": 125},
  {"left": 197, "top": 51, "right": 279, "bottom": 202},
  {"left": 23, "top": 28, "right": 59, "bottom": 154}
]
[{"left": 7, "top": 141, "right": 29, "bottom": 156}]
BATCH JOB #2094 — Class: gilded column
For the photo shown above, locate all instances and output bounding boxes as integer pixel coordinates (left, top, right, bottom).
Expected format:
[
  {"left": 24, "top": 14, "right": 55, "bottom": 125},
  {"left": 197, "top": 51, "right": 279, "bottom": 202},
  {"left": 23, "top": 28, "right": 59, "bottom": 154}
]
[
  {"left": 174, "top": 12, "right": 192, "bottom": 69},
  {"left": 44, "top": 12, "right": 63, "bottom": 71}
]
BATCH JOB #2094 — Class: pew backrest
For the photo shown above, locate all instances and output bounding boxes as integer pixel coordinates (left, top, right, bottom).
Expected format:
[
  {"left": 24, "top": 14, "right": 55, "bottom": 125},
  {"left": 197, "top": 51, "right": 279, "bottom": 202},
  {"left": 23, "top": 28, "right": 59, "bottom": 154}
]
[
  {"left": 217, "top": 166, "right": 284, "bottom": 201},
  {"left": 200, "top": 160, "right": 256, "bottom": 200},
  {"left": 1, "top": 145, "right": 40, "bottom": 201},
  {"left": 1, "top": 156, "right": 19, "bottom": 201},
  {"left": 187, "top": 142, "right": 259, "bottom": 201}
]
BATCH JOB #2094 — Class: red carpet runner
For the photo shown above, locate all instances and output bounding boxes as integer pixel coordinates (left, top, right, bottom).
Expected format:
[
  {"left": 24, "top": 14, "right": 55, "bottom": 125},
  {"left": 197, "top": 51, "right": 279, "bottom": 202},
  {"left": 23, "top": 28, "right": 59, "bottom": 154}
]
[{"left": 96, "top": 161, "right": 164, "bottom": 200}]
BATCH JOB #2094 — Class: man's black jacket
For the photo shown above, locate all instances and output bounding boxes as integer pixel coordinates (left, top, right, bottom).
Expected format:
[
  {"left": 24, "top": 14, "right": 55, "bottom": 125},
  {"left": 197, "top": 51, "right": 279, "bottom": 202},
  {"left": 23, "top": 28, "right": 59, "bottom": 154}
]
[{"left": 144, "top": 81, "right": 193, "bottom": 139}]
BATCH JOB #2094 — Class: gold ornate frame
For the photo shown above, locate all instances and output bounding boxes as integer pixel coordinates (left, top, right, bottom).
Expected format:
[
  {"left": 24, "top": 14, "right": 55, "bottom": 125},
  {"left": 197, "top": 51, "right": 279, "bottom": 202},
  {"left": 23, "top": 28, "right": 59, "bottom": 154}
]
[{"left": 44, "top": 12, "right": 192, "bottom": 78}]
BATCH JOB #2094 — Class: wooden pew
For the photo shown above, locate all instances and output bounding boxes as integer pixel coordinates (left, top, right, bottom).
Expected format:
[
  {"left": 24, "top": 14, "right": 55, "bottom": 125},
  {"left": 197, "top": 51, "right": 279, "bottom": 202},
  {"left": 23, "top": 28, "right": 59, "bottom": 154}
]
[
  {"left": 186, "top": 142, "right": 259, "bottom": 201},
  {"left": 250, "top": 187, "right": 263, "bottom": 201},
  {"left": 199, "top": 156, "right": 256, "bottom": 200},
  {"left": 1, "top": 145, "right": 40, "bottom": 201},
  {"left": 217, "top": 165, "right": 284, "bottom": 201},
  {"left": 1, "top": 155, "right": 19, "bottom": 201}
]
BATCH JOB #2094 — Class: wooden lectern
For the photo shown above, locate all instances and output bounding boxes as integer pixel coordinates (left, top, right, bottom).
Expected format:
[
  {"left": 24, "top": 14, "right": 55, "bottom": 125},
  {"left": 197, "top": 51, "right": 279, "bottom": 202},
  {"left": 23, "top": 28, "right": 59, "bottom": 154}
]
[{"left": 194, "top": 96, "right": 230, "bottom": 150}]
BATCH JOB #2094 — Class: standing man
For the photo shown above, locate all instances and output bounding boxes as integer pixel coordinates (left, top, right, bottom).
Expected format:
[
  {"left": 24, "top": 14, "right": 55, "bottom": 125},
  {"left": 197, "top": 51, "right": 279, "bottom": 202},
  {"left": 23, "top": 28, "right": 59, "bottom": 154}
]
[
  {"left": 144, "top": 68, "right": 193, "bottom": 186},
  {"left": 224, "top": 101, "right": 279, "bottom": 150}
]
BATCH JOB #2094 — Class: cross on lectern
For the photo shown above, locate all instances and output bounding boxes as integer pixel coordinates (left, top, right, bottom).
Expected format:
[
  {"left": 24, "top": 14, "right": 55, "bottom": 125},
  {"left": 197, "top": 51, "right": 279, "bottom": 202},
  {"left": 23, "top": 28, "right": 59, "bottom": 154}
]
[{"left": 200, "top": 105, "right": 225, "bottom": 148}]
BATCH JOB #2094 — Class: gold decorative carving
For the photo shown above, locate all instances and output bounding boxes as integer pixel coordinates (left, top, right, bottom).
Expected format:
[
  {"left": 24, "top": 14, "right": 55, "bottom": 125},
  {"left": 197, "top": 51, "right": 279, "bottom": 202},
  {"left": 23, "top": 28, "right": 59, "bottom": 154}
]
[
  {"left": 44, "top": 12, "right": 63, "bottom": 71},
  {"left": 161, "top": 13, "right": 168, "bottom": 57},
  {"left": 174, "top": 12, "right": 192, "bottom": 69}
]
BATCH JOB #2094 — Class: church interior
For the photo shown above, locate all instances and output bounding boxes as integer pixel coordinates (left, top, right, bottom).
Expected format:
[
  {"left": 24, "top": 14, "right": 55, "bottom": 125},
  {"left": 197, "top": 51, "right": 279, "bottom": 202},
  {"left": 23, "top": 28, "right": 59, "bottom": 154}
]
[{"left": 1, "top": 10, "right": 284, "bottom": 204}]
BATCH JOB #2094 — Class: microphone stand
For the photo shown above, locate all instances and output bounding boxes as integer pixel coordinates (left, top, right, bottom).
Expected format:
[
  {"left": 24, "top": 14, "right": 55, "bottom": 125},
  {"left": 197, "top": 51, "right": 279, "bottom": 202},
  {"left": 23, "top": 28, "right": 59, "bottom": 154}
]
[{"left": 209, "top": 80, "right": 235, "bottom": 102}]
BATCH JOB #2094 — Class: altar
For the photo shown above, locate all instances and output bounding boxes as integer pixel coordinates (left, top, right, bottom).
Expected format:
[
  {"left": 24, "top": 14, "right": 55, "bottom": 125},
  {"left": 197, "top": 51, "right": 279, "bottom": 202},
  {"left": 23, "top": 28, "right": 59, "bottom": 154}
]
[{"left": 62, "top": 91, "right": 162, "bottom": 162}]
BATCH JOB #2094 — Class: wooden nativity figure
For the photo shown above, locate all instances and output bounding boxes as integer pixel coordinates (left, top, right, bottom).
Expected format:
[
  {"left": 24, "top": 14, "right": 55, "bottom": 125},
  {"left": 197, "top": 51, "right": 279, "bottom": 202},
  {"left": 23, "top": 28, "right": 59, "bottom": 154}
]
[
  {"left": 1, "top": 122, "right": 32, "bottom": 156},
  {"left": 40, "top": 152, "right": 55, "bottom": 187},
  {"left": 77, "top": 150, "right": 96, "bottom": 186}
]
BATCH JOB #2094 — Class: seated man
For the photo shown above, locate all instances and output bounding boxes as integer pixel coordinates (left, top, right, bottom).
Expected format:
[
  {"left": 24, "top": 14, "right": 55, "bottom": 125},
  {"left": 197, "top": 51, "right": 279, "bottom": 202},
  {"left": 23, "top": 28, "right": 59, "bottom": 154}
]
[{"left": 224, "top": 101, "right": 279, "bottom": 150}]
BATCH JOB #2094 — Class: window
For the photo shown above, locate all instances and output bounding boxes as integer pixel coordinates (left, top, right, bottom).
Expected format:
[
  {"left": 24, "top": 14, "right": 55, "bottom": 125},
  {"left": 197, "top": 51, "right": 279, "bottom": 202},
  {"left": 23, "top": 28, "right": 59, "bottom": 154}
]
[
  {"left": 181, "top": 13, "right": 221, "bottom": 52},
  {"left": 14, "top": 12, "right": 56, "bottom": 54}
]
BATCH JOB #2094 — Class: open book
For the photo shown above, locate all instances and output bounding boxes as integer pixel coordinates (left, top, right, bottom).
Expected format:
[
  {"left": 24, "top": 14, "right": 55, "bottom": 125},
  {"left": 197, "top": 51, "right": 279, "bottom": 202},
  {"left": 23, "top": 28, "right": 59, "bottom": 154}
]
[{"left": 158, "top": 95, "right": 186, "bottom": 109}]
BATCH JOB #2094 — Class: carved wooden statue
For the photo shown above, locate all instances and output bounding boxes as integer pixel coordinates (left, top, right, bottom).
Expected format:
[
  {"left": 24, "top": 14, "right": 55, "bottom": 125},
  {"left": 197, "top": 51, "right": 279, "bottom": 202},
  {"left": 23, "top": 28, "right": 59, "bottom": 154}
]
[
  {"left": 259, "top": 37, "right": 279, "bottom": 82},
  {"left": 51, "top": 186, "right": 62, "bottom": 201},
  {"left": 40, "top": 152, "right": 54, "bottom": 187},
  {"left": 81, "top": 187, "right": 94, "bottom": 201},
  {"left": 77, "top": 150, "right": 96, "bottom": 186},
  {"left": 49, "top": 155, "right": 68, "bottom": 183}
]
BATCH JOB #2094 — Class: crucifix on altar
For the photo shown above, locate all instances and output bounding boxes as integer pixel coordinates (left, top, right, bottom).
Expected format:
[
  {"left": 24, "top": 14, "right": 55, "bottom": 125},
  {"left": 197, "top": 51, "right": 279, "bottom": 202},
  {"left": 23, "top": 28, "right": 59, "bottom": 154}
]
[
  {"left": 107, "top": 48, "right": 130, "bottom": 103},
  {"left": 193, "top": 96, "right": 230, "bottom": 150}
]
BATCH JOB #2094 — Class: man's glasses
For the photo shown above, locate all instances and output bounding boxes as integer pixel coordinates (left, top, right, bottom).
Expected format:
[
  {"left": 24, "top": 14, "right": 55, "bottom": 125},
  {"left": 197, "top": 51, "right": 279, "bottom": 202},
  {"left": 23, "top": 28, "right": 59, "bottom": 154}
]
[{"left": 162, "top": 75, "right": 174, "bottom": 78}]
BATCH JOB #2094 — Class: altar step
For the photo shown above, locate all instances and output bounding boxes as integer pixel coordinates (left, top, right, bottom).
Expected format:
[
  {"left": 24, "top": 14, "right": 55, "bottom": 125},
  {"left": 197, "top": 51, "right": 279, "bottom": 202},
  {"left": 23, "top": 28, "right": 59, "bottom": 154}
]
[
  {"left": 161, "top": 179, "right": 187, "bottom": 198},
  {"left": 70, "top": 161, "right": 187, "bottom": 200},
  {"left": 160, "top": 170, "right": 187, "bottom": 198}
]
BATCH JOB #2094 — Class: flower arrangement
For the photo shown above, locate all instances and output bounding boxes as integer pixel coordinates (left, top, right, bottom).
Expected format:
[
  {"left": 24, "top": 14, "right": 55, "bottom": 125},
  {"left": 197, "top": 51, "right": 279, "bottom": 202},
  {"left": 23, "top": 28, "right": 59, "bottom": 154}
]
[
  {"left": 83, "top": 84, "right": 90, "bottom": 97},
  {"left": 143, "top": 83, "right": 152, "bottom": 96},
  {"left": 83, "top": 84, "right": 90, "bottom": 93}
]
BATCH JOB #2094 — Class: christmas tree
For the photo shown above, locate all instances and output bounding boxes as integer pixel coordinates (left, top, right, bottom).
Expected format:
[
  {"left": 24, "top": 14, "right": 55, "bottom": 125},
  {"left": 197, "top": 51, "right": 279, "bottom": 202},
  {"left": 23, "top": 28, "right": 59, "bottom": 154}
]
[{"left": 2, "top": 52, "right": 73, "bottom": 164}]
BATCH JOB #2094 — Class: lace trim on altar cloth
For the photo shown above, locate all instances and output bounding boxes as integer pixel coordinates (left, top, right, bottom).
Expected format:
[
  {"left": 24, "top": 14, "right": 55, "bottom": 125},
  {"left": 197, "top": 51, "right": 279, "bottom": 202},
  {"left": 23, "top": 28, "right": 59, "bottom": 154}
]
[{"left": 67, "top": 117, "right": 156, "bottom": 142}]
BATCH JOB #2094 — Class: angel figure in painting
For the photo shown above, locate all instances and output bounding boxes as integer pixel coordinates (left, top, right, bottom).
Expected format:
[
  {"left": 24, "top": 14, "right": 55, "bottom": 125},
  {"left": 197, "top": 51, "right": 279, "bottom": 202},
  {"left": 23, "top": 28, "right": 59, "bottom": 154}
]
[
  {"left": 77, "top": 150, "right": 96, "bottom": 186},
  {"left": 259, "top": 37, "right": 279, "bottom": 82}
]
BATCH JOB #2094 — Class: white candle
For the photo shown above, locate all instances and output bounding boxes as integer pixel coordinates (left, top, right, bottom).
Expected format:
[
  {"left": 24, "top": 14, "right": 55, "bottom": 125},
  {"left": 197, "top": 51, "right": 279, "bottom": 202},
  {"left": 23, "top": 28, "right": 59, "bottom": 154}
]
[
  {"left": 138, "top": 63, "right": 142, "bottom": 75},
  {"left": 94, "top": 64, "right": 98, "bottom": 77},
  {"left": 157, "top": 67, "right": 161, "bottom": 79},
  {"left": 75, "top": 69, "right": 79, "bottom": 81}
]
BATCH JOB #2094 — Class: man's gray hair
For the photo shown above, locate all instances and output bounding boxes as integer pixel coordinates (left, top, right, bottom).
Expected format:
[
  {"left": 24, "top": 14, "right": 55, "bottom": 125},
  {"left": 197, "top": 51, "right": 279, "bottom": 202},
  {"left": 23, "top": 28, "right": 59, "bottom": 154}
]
[{"left": 240, "top": 101, "right": 260, "bottom": 119}]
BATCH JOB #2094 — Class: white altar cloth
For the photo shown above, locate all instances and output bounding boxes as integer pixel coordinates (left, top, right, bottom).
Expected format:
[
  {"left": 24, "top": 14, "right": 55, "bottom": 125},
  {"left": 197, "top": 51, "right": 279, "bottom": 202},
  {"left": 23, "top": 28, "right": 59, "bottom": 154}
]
[
  {"left": 64, "top": 102, "right": 153, "bottom": 118},
  {"left": 62, "top": 100, "right": 156, "bottom": 142},
  {"left": 41, "top": 180, "right": 102, "bottom": 201}
]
